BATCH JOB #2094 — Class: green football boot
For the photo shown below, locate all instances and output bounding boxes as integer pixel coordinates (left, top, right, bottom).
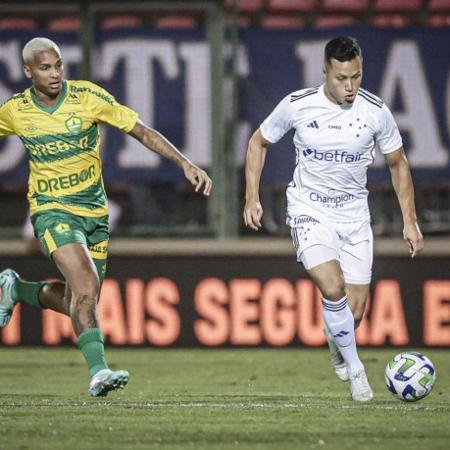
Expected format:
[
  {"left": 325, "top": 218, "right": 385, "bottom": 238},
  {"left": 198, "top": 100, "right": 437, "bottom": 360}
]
[{"left": 0, "top": 269, "right": 19, "bottom": 327}]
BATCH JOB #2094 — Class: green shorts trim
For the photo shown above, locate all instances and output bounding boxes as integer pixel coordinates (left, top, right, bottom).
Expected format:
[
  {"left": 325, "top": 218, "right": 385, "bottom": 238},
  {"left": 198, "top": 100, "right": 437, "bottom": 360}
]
[{"left": 31, "top": 210, "right": 109, "bottom": 280}]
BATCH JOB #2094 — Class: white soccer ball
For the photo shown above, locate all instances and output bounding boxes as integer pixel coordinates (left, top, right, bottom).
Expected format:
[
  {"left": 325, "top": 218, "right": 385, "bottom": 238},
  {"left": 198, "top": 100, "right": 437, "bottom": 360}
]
[{"left": 384, "top": 352, "right": 436, "bottom": 402}]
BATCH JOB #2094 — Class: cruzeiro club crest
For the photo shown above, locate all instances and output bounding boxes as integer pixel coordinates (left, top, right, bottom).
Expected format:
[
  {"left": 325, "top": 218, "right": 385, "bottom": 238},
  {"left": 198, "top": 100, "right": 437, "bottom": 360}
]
[{"left": 65, "top": 113, "right": 83, "bottom": 134}]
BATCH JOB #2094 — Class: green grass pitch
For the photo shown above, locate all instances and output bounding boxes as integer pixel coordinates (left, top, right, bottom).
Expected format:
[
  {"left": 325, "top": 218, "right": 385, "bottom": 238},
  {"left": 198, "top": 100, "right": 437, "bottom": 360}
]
[{"left": 0, "top": 348, "right": 449, "bottom": 450}]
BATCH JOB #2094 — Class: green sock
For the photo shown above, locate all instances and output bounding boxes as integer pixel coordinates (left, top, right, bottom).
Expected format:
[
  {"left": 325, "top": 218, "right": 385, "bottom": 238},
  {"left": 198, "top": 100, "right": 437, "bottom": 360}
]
[
  {"left": 14, "top": 279, "right": 46, "bottom": 308},
  {"left": 77, "top": 328, "right": 109, "bottom": 376}
]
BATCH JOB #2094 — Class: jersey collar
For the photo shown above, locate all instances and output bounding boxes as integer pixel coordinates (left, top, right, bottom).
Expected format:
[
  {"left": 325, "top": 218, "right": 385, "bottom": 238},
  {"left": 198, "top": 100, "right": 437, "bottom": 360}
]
[{"left": 30, "top": 80, "right": 68, "bottom": 114}]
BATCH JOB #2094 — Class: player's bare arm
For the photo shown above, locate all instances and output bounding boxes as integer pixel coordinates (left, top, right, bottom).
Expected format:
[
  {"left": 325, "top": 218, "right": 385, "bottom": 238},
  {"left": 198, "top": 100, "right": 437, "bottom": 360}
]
[
  {"left": 243, "top": 129, "right": 270, "bottom": 230},
  {"left": 128, "top": 120, "right": 212, "bottom": 196},
  {"left": 385, "top": 148, "right": 424, "bottom": 257}
]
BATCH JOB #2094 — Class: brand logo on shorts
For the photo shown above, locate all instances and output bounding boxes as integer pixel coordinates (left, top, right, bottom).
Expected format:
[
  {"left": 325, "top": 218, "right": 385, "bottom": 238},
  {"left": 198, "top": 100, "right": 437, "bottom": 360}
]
[
  {"left": 302, "top": 148, "right": 362, "bottom": 163},
  {"left": 292, "top": 215, "right": 319, "bottom": 225},
  {"left": 54, "top": 223, "right": 71, "bottom": 233}
]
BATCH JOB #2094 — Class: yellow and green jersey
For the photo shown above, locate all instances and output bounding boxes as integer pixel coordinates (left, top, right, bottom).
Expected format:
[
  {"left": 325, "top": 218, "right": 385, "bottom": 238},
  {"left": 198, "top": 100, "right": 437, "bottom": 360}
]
[{"left": 0, "top": 80, "right": 138, "bottom": 218}]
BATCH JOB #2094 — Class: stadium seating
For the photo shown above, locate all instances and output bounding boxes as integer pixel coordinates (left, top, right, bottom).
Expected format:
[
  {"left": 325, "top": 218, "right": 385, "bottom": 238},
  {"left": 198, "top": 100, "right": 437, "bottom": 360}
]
[
  {"left": 100, "top": 14, "right": 143, "bottom": 30},
  {"left": 0, "top": 17, "right": 37, "bottom": 30},
  {"left": 425, "top": 14, "right": 450, "bottom": 26},
  {"left": 35, "top": 1, "right": 450, "bottom": 31},
  {"left": 373, "top": 0, "right": 422, "bottom": 13},
  {"left": 370, "top": 14, "right": 411, "bottom": 28},
  {"left": 47, "top": 16, "right": 81, "bottom": 32},
  {"left": 2, "top": 0, "right": 448, "bottom": 33},
  {"left": 155, "top": 15, "right": 198, "bottom": 29},
  {"left": 429, "top": 0, "right": 450, "bottom": 11},
  {"left": 321, "top": 0, "right": 369, "bottom": 14},
  {"left": 225, "top": 0, "right": 264, "bottom": 12},
  {"left": 261, "top": 16, "right": 306, "bottom": 29},
  {"left": 268, "top": 0, "right": 316, "bottom": 13},
  {"left": 315, "top": 15, "right": 358, "bottom": 28}
]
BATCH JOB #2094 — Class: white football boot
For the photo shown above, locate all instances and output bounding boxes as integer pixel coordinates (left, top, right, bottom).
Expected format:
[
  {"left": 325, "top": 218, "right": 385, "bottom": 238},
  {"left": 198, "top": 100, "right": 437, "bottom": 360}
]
[
  {"left": 349, "top": 369, "right": 374, "bottom": 402},
  {"left": 323, "top": 326, "right": 349, "bottom": 382},
  {"left": 88, "top": 369, "right": 129, "bottom": 397},
  {"left": 0, "top": 269, "right": 20, "bottom": 327}
]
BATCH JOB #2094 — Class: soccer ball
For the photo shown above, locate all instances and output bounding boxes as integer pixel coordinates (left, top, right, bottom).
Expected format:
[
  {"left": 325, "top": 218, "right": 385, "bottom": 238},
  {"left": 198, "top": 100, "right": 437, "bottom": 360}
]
[{"left": 384, "top": 352, "right": 436, "bottom": 402}]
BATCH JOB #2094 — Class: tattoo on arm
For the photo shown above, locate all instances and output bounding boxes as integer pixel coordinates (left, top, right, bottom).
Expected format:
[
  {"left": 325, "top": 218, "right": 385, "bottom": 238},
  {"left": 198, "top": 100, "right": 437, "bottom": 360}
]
[{"left": 130, "top": 123, "right": 187, "bottom": 168}]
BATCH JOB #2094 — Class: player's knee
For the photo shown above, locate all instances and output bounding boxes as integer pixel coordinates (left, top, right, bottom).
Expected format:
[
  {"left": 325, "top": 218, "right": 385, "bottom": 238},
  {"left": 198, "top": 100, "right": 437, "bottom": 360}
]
[
  {"left": 70, "top": 270, "right": 100, "bottom": 299},
  {"left": 322, "top": 281, "right": 346, "bottom": 301}
]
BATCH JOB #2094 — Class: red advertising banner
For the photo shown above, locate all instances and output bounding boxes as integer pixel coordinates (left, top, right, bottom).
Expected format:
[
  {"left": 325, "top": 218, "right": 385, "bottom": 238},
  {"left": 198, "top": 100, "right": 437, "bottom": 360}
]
[{"left": 0, "top": 255, "right": 449, "bottom": 347}]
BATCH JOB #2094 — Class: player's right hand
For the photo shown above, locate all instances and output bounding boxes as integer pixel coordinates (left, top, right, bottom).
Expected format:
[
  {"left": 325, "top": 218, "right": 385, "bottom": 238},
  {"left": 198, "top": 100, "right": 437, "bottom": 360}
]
[
  {"left": 243, "top": 200, "right": 263, "bottom": 230},
  {"left": 403, "top": 221, "right": 424, "bottom": 258},
  {"left": 183, "top": 163, "right": 212, "bottom": 196}
]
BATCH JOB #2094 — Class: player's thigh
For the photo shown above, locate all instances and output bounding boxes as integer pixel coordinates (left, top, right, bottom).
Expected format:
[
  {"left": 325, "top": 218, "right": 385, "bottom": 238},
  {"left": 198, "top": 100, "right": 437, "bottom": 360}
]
[
  {"left": 339, "top": 223, "right": 373, "bottom": 285},
  {"left": 290, "top": 216, "right": 340, "bottom": 269},
  {"left": 31, "top": 211, "right": 87, "bottom": 257},
  {"left": 52, "top": 243, "right": 99, "bottom": 294},
  {"left": 307, "top": 258, "right": 346, "bottom": 300},
  {"left": 32, "top": 211, "right": 99, "bottom": 291},
  {"left": 85, "top": 215, "right": 109, "bottom": 282}
]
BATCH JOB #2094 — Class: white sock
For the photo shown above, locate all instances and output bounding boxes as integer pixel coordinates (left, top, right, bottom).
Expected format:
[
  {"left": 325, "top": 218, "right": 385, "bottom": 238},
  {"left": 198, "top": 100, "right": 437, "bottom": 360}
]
[{"left": 322, "top": 296, "right": 364, "bottom": 374}]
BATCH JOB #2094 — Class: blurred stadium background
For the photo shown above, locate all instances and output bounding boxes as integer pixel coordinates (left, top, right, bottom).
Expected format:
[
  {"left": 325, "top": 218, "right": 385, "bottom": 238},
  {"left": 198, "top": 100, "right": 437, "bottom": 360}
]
[{"left": 0, "top": 0, "right": 449, "bottom": 349}]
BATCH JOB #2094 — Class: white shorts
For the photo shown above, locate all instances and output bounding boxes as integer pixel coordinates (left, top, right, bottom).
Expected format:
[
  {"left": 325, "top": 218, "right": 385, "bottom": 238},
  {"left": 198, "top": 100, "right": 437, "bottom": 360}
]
[{"left": 289, "top": 208, "right": 373, "bottom": 285}]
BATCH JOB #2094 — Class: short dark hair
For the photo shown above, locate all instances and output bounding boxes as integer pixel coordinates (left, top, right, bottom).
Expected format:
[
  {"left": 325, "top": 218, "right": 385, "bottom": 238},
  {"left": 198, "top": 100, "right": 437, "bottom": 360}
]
[{"left": 324, "top": 36, "right": 362, "bottom": 64}]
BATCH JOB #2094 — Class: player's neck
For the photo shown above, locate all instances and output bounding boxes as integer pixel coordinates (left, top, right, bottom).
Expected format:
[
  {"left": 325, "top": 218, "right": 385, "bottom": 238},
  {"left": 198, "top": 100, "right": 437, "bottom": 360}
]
[{"left": 33, "top": 89, "right": 62, "bottom": 107}]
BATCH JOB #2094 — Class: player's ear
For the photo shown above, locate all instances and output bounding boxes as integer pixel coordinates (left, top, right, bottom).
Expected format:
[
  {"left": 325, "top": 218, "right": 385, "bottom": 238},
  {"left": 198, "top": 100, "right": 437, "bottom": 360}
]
[{"left": 23, "top": 64, "right": 32, "bottom": 79}]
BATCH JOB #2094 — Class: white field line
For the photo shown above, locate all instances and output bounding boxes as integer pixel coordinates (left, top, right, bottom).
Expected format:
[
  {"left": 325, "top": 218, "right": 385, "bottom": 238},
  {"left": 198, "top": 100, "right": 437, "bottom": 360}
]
[{"left": 0, "top": 401, "right": 448, "bottom": 412}]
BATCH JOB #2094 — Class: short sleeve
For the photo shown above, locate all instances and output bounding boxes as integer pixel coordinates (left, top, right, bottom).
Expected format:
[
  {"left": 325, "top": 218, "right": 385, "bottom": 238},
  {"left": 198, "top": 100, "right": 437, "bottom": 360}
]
[
  {"left": 376, "top": 104, "right": 403, "bottom": 154},
  {"left": 260, "top": 94, "right": 294, "bottom": 144},
  {"left": 0, "top": 101, "right": 15, "bottom": 137},
  {"left": 86, "top": 82, "right": 139, "bottom": 133}
]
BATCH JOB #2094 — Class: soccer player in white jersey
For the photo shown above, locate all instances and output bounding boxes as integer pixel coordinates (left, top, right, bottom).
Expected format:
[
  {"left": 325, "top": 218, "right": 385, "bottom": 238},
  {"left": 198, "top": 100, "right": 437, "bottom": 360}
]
[{"left": 243, "top": 36, "right": 423, "bottom": 402}]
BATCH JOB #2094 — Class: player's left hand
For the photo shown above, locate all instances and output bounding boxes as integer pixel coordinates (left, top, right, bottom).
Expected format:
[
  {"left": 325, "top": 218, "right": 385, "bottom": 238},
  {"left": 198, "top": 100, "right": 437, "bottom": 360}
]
[
  {"left": 403, "top": 222, "right": 424, "bottom": 258},
  {"left": 183, "top": 163, "right": 213, "bottom": 196}
]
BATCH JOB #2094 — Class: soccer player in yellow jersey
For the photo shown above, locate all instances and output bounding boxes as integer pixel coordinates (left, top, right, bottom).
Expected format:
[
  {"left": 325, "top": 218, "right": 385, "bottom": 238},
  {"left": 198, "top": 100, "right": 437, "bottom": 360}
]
[{"left": 0, "top": 37, "right": 212, "bottom": 396}]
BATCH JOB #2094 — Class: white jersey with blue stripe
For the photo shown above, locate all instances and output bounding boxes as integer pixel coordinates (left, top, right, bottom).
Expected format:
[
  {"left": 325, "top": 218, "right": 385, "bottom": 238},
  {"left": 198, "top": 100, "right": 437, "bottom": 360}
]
[{"left": 260, "top": 83, "right": 402, "bottom": 223}]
